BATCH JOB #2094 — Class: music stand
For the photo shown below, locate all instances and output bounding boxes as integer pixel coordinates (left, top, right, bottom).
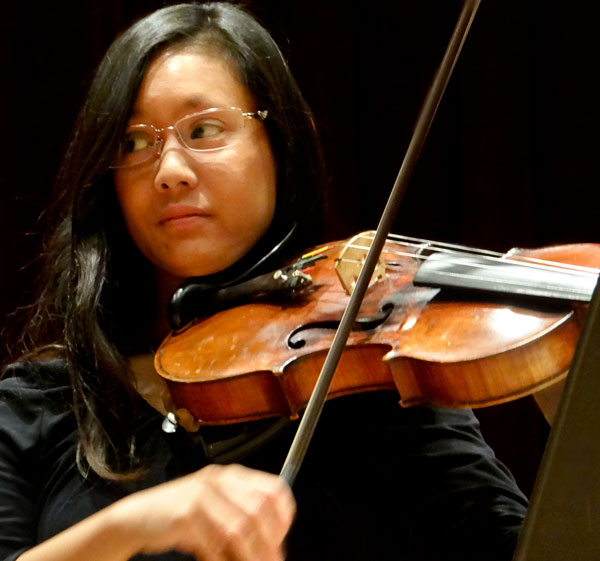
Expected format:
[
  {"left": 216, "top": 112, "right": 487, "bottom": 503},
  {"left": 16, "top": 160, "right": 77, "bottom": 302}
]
[{"left": 513, "top": 275, "right": 600, "bottom": 559}]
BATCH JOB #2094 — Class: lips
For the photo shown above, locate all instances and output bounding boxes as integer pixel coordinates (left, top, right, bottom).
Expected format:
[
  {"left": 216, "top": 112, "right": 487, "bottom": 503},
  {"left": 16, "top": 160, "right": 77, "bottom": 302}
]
[{"left": 158, "top": 204, "right": 211, "bottom": 225}]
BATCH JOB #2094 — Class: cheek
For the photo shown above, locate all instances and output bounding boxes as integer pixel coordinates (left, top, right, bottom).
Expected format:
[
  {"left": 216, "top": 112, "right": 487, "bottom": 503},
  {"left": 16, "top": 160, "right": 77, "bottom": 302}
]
[
  {"left": 224, "top": 152, "right": 276, "bottom": 238},
  {"left": 239, "top": 137, "right": 276, "bottom": 206}
]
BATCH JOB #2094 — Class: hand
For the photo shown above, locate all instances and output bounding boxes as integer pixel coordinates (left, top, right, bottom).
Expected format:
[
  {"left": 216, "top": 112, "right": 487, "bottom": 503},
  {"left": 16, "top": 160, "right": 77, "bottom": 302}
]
[{"left": 114, "top": 463, "right": 296, "bottom": 561}]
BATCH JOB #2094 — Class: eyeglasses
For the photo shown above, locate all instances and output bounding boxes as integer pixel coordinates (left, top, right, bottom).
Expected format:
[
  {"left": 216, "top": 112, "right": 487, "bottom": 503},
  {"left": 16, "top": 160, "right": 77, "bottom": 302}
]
[{"left": 112, "top": 107, "right": 268, "bottom": 169}]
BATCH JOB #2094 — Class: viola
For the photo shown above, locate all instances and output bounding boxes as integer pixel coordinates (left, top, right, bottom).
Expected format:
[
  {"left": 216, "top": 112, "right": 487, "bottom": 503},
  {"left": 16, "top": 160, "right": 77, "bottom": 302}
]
[{"left": 154, "top": 232, "right": 600, "bottom": 426}]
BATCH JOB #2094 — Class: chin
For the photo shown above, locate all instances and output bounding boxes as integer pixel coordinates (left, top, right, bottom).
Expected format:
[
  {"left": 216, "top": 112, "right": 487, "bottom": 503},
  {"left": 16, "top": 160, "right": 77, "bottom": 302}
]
[
  {"left": 155, "top": 245, "right": 251, "bottom": 284},
  {"left": 170, "top": 258, "right": 236, "bottom": 280}
]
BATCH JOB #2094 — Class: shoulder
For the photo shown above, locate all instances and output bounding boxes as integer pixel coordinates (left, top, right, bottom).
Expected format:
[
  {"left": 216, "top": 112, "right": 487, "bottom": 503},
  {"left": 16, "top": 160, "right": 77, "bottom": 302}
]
[
  {"left": 0, "top": 358, "right": 73, "bottom": 451},
  {"left": 1, "top": 357, "right": 70, "bottom": 404}
]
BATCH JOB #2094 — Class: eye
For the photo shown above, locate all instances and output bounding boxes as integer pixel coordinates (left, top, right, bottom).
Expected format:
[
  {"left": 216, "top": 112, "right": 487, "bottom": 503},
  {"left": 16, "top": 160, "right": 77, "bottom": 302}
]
[
  {"left": 122, "top": 128, "right": 154, "bottom": 154},
  {"left": 188, "top": 119, "right": 225, "bottom": 140}
]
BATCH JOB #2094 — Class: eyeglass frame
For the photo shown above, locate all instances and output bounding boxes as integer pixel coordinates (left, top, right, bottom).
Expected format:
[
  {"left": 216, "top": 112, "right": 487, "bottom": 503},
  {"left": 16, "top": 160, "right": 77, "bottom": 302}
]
[{"left": 111, "top": 106, "right": 269, "bottom": 169}]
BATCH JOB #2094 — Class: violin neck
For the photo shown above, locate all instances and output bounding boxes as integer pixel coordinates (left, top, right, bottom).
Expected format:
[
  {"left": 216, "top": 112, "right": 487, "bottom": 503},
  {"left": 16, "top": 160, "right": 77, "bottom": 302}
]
[{"left": 413, "top": 252, "right": 597, "bottom": 303}]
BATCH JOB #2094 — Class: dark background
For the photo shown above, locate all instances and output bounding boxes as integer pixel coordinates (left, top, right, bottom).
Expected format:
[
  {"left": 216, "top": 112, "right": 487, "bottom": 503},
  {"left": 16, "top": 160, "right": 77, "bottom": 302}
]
[{"left": 1, "top": 0, "right": 598, "bottom": 496}]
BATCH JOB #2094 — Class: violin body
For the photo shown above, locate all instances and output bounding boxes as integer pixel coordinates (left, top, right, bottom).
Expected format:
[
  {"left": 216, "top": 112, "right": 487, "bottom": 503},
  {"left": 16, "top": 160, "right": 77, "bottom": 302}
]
[{"left": 155, "top": 237, "right": 600, "bottom": 425}]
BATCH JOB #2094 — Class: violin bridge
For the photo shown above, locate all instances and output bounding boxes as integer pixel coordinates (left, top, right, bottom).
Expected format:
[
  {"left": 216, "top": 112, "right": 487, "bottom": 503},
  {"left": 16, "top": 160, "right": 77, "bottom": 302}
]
[{"left": 335, "top": 231, "right": 386, "bottom": 295}]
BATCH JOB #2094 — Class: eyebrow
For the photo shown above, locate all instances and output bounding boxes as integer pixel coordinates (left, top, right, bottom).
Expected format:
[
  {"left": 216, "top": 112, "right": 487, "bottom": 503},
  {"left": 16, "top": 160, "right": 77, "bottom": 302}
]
[{"left": 129, "top": 96, "right": 224, "bottom": 120}]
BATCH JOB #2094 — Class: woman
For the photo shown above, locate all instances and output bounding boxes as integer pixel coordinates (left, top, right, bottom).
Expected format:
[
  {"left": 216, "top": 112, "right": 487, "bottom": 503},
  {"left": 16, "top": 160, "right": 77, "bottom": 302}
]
[{"left": 0, "top": 3, "right": 527, "bottom": 560}]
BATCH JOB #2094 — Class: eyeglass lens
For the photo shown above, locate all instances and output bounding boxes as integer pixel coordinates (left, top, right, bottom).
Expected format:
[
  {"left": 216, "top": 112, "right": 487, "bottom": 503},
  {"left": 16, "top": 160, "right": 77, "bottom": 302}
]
[{"left": 115, "top": 108, "right": 247, "bottom": 168}]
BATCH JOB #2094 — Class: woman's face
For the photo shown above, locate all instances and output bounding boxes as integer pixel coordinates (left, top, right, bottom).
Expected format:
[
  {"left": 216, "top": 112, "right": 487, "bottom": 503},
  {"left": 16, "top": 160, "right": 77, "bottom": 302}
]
[{"left": 114, "top": 47, "right": 276, "bottom": 286}]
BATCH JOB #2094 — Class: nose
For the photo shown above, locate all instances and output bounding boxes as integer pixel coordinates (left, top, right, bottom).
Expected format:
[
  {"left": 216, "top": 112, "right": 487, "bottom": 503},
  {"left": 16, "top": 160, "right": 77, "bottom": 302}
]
[{"left": 153, "top": 133, "right": 199, "bottom": 192}]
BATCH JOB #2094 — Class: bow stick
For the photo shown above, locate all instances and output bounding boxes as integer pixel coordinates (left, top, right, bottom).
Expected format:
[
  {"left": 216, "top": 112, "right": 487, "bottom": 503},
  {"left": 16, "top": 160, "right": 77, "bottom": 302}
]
[{"left": 280, "top": 0, "right": 483, "bottom": 486}]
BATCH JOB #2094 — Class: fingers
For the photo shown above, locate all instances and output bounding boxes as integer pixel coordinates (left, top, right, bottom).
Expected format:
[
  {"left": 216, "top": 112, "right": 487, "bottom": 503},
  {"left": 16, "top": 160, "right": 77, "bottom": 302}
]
[
  {"left": 213, "top": 465, "right": 295, "bottom": 560},
  {"left": 189, "top": 464, "right": 295, "bottom": 561},
  {"left": 126, "top": 464, "right": 295, "bottom": 561}
]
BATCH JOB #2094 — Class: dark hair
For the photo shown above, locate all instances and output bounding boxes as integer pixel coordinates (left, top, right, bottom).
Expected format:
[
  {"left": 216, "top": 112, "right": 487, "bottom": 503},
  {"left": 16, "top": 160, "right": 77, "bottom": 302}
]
[{"left": 9, "top": 2, "right": 326, "bottom": 478}]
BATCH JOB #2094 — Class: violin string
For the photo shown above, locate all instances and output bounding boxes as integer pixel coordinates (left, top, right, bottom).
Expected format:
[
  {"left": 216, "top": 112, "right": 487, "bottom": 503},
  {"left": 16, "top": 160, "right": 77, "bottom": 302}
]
[
  {"left": 367, "top": 244, "right": 598, "bottom": 279},
  {"left": 386, "top": 233, "right": 600, "bottom": 275},
  {"left": 343, "top": 246, "right": 597, "bottom": 279},
  {"left": 344, "top": 232, "right": 504, "bottom": 259},
  {"left": 393, "top": 234, "right": 600, "bottom": 275},
  {"left": 341, "top": 234, "right": 599, "bottom": 279},
  {"left": 387, "top": 233, "right": 505, "bottom": 258}
]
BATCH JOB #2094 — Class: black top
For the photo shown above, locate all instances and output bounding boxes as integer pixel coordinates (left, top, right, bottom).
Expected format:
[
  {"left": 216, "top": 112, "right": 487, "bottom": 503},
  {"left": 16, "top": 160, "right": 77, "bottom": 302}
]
[{"left": 0, "top": 359, "right": 527, "bottom": 561}]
